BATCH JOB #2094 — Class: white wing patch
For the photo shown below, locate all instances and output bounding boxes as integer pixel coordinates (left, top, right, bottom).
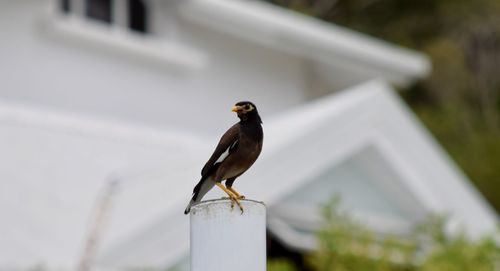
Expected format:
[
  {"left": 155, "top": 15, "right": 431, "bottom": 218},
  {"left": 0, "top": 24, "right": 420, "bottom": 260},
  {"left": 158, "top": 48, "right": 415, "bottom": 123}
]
[{"left": 215, "top": 139, "right": 238, "bottom": 164}]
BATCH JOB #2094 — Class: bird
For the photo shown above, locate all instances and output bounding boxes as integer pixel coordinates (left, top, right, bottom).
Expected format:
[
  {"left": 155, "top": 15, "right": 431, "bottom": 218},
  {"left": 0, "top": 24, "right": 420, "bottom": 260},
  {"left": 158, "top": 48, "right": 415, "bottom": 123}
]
[{"left": 184, "top": 101, "right": 263, "bottom": 214}]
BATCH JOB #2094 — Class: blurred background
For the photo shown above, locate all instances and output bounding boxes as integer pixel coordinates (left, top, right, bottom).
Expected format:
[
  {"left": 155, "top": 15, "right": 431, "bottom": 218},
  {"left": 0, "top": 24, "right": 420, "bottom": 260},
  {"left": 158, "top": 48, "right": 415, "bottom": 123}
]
[
  {"left": 0, "top": 0, "right": 498, "bottom": 271},
  {"left": 265, "top": 0, "right": 500, "bottom": 215}
]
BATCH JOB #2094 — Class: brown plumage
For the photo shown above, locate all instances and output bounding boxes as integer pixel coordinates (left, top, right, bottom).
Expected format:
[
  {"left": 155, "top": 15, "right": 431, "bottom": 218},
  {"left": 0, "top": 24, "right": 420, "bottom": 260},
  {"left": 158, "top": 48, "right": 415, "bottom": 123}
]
[{"left": 184, "top": 101, "right": 263, "bottom": 214}]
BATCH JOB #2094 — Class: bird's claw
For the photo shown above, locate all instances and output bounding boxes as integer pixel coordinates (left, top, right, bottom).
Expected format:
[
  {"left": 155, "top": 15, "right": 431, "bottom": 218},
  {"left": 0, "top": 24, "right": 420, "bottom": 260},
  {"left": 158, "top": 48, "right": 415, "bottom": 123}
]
[{"left": 228, "top": 194, "right": 244, "bottom": 214}]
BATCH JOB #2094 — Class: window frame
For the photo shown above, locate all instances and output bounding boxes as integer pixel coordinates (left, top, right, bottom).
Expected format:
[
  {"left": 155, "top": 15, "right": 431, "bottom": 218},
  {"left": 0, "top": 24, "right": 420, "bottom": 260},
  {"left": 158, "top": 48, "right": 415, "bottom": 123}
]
[
  {"left": 45, "top": 0, "right": 209, "bottom": 71},
  {"left": 58, "top": 0, "right": 148, "bottom": 34}
]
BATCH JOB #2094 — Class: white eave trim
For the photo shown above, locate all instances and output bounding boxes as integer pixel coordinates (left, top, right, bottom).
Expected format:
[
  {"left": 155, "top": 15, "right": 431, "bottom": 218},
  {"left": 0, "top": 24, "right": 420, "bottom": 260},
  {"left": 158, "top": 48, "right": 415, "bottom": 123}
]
[
  {"left": 180, "top": 0, "right": 431, "bottom": 84},
  {"left": 41, "top": 14, "right": 208, "bottom": 71},
  {"left": 0, "top": 99, "right": 205, "bottom": 150},
  {"left": 267, "top": 216, "right": 317, "bottom": 251}
]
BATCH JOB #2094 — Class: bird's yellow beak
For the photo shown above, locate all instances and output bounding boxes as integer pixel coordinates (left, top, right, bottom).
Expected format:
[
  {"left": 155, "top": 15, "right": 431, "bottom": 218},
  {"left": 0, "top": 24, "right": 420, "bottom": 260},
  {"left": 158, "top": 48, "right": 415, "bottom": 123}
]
[{"left": 231, "top": 105, "right": 242, "bottom": 112}]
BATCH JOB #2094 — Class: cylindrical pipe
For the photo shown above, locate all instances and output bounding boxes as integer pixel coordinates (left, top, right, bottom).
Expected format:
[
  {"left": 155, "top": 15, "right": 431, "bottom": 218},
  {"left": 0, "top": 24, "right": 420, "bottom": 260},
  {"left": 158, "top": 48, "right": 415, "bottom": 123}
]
[{"left": 190, "top": 199, "right": 266, "bottom": 271}]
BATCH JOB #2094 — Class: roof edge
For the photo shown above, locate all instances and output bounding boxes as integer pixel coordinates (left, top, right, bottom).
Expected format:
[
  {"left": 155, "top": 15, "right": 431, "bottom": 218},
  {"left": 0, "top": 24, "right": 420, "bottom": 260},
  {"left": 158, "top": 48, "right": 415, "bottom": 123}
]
[{"left": 180, "top": 0, "right": 431, "bottom": 85}]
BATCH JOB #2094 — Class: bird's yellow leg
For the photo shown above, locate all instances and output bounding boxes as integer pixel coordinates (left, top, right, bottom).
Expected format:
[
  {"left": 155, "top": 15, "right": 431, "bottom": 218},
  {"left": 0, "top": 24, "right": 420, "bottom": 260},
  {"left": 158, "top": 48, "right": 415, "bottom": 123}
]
[
  {"left": 215, "top": 182, "right": 244, "bottom": 213},
  {"left": 215, "top": 182, "right": 237, "bottom": 198},
  {"left": 227, "top": 186, "right": 245, "bottom": 199}
]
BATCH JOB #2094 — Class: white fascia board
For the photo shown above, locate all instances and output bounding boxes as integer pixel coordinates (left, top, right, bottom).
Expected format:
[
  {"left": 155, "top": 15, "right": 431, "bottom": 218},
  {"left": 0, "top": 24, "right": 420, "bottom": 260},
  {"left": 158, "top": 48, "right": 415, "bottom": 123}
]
[
  {"left": 180, "top": 0, "right": 431, "bottom": 84},
  {"left": 270, "top": 203, "right": 413, "bottom": 236},
  {"left": 0, "top": 100, "right": 205, "bottom": 150},
  {"left": 267, "top": 216, "right": 317, "bottom": 251},
  {"left": 268, "top": 205, "right": 413, "bottom": 252}
]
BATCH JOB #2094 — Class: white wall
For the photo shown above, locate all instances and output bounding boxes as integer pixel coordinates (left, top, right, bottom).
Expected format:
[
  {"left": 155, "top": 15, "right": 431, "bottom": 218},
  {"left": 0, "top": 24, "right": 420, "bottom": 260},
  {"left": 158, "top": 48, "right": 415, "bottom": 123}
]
[{"left": 0, "top": 0, "right": 307, "bottom": 136}]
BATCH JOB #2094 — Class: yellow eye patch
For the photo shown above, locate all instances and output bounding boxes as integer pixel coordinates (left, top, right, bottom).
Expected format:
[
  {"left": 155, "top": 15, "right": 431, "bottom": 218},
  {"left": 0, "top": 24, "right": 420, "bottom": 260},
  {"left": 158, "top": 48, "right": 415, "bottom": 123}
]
[
  {"left": 232, "top": 103, "right": 254, "bottom": 112},
  {"left": 244, "top": 104, "right": 254, "bottom": 112}
]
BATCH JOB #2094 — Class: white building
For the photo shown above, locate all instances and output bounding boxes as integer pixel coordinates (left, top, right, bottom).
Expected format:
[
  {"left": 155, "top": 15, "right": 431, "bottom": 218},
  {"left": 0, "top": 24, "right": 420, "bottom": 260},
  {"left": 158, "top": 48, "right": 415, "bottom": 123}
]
[{"left": 0, "top": 0, "right": 496, "bottom": 270}]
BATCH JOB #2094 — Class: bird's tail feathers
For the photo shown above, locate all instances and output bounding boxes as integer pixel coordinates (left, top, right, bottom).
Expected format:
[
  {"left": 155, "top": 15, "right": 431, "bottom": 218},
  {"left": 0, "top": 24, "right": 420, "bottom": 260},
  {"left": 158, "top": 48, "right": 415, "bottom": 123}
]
[
  {"left": 184, "top": 198, "right": 196, "bottom": 215},
  {"left": 184, "top": 176, "right": 215, "bottom": 214}
]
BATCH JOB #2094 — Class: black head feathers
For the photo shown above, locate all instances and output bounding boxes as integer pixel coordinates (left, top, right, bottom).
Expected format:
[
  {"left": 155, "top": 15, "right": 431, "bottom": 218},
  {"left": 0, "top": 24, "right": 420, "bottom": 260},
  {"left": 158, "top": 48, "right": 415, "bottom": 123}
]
[{"left": 231, "top": 101, "right": 262, "bottom": 124}]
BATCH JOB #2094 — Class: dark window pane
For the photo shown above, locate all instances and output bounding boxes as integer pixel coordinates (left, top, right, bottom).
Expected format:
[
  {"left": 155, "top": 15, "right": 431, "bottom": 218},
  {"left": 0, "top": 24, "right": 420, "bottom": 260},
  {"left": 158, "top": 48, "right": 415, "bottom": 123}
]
[
  {"left": 128, "top": 0, "right": 148, "bottom": 33},
  {"left": 86, "top": 0, "right": 112, "bottom": 23},
  {"left": 60, "top": 0, "right": 70, "bottom": 13}
]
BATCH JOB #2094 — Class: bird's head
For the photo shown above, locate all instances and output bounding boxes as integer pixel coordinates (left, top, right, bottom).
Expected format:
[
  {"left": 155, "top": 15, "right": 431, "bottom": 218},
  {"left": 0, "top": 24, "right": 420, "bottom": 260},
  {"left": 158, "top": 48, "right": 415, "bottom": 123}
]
[{"left": 231, "top": 101, "right": 262, "bottom": 124}]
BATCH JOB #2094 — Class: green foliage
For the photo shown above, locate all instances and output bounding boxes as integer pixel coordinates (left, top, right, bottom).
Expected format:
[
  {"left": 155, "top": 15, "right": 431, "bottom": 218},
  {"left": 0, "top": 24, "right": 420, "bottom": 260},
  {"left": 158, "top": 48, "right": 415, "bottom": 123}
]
[
  {"left": 268, "top": 258, "right": 298, "bottom": 271},
  {"left": 414, "top": 216, "right": 500, "bottom": 271},
  {"left": 420, "top": 234, "right": 500, "bottom": 271},
  {"left": 307, "top": 197, "right": 416, "bottom": 271},
  {"left": 269, "top": 199, "right": 500, "bottom": 271}
]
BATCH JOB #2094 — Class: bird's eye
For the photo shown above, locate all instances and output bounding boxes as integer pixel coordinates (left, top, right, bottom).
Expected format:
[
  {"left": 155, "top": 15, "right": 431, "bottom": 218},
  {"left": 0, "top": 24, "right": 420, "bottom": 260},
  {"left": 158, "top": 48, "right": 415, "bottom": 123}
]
[{"left": 244, "top": 105, "right": 251, "bottom": 110}]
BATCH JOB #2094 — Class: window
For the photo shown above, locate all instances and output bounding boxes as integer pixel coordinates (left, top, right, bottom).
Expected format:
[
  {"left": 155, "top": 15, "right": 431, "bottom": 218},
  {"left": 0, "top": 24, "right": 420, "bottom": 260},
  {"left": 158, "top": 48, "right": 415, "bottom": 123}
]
[
  {"left": 128, "top": 0, "right": 148, "bottom": 33},
  {"left": 58, "top": 0, "right": 149, "bottom": 33},
  {"left": 86, "top": 0, "right": 112, "bottom": 23},
  {"left": 60, "top": 0, "right": 70, "bottom": 13}
]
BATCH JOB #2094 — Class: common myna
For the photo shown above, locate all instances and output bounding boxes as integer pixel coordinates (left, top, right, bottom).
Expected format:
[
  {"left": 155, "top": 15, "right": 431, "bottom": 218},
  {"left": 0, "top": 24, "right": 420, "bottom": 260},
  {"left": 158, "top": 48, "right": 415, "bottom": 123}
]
[{"left": 184, "top": 101, "right": 263, "bottom": 214}]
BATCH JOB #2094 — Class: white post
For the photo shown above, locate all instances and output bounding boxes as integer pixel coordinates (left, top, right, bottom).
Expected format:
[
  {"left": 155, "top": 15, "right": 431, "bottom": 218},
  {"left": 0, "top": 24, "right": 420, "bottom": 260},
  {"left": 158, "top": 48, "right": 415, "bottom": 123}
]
[{"left": 190, "top": 199, "right": 267, "bottom": 271}]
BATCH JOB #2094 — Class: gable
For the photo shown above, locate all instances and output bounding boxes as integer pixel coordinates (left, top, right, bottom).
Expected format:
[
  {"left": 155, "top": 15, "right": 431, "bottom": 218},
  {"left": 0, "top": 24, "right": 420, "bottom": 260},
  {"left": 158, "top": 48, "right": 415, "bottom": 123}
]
[
  {"left": 268, "top": 144, "right": 428, "bottom": 250},
  {"left": 273, "top": 145, "right": 426, "bottom": 230}
]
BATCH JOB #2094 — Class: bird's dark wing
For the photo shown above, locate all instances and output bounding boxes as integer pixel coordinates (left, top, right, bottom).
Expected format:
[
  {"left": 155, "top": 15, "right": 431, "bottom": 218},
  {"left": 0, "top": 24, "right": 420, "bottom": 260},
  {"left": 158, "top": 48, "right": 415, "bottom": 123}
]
[{"left": 201, "top": 123, "right": 240, "bottom": 177}]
